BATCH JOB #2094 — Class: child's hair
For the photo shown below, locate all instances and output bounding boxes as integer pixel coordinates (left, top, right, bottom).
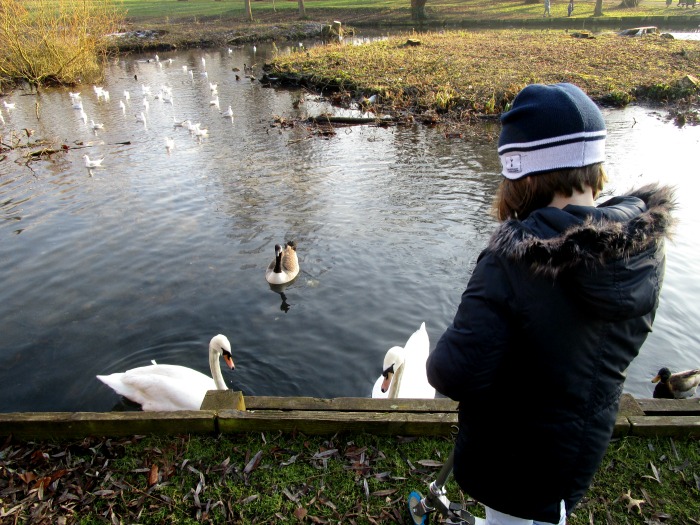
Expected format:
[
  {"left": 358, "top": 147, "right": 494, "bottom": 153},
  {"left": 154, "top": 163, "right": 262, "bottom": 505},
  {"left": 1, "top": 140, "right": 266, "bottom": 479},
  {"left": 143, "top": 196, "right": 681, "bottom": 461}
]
[{"left": 493, "top": 163, "right": 608, "bottom": 221}]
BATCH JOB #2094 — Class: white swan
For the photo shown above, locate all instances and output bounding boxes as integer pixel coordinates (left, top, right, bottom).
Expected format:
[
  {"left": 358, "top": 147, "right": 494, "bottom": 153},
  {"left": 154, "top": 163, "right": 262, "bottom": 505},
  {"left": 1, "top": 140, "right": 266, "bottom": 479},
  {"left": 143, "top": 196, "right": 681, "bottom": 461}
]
[
  {"left": 372, "top": 322, "right": 435, "bottom": 399},
  {"left": 265, "top": 241, "right": 299, "bottom": 284},
  {"left": 96, "top": 334, "right": 235, "bottom": 411}
]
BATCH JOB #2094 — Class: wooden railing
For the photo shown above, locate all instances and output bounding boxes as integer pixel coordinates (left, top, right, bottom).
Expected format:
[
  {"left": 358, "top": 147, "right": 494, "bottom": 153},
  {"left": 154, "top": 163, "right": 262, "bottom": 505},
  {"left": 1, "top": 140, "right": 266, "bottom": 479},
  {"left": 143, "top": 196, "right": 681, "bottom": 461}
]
[{"left": 0, "top": 393, "right": 697, "bottom": 440}]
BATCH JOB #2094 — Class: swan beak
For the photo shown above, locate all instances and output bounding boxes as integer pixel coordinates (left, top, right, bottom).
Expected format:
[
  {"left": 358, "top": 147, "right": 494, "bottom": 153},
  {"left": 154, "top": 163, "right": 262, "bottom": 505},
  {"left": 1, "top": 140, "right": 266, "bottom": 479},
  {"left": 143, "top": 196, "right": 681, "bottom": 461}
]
[
  {"left": 381, "top": 373, "right": 393, "bottom": 393},
  {"left": 651, "top": 374, "right": 661, "bottom": 383},
  {"left": 224, "top": 354, "right": 235, "bottom": 370}
]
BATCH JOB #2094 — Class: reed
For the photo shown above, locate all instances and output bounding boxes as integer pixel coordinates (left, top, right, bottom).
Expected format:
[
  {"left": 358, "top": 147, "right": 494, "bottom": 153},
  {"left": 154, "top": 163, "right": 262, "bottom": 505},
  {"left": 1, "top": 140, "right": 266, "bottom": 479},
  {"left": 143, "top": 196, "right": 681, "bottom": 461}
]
[{"left": 0, "top": 0, "right": 123, "bottom": 86}]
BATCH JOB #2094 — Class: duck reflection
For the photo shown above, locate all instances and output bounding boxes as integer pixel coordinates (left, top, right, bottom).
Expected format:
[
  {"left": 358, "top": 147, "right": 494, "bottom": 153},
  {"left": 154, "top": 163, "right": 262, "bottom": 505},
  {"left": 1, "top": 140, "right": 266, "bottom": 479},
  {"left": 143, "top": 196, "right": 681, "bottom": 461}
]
[{"left": 268, "top": 282, "right": 294, "bottom": 313}]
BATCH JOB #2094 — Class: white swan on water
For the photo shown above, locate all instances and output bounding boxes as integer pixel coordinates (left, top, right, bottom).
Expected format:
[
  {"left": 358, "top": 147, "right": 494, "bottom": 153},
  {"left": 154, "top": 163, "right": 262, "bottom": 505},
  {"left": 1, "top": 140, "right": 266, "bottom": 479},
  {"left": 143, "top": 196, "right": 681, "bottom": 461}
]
[
  {"left": 96, "top": 334, "right": 235, "bottom": 411},
  {"left": 372, "top": 322, "right": 435, "bottom": 399}
]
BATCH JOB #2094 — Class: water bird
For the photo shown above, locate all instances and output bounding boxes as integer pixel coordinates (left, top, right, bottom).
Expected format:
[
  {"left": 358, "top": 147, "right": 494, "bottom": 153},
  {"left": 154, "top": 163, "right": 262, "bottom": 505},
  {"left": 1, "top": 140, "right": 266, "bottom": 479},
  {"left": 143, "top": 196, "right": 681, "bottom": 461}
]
[
  {"left": 135, "top": 111, "right": 147, "bottom": 123},
  {"left": 652, "top": 368, "right": 700, "bottom": 399},
  {"left": 96, "top": 334, "right": 235, "bottom": 411},
  {"left": 72, "top": 100, "right": 83, "bottom": 110},
  {"left": 82, "top": 154, "right": 104, "bottom": 168},
  {"left": 165, "top": 136, "right": 175, "bottom": 154},
  {"left": 119, "top": 100, "right": 126, "bottom": 114},
  {"left": 182, "top": 65, "right": 188, "bottom": 73},
  {"left": 79, "top": 109, "right": 88, "bottom": 123},
  {"left": 90, "top": 120, "right": 104, "bottom": 131},
  {"left": 173, "top": 117, "right": 188, "bottom": 128},
  {"left": 372, "top": 322, "right": 435, "bottom": 399},
  {"left": 222, "top": 105, "right": 234, "bottom": 119},
  {"left": 123, "top": 90, "right": 130, "bottom": 101},
  {"left": 209, "top": 82, "right": 218, "bottom": 93},
  {"left": 209, "top": 95, "right": 220, "bottom": 110},
  {"left": 69, "top": 91, "right": 81, "bottom": 100},
  {"left": 201, "top": 57, "right": 206, "bottom": 68},
  {"left": 228, "top": 47, "right": 233, "bottom": 54},
  {"left": 265, "top": 241, "right": 299, "bottom": 285},
  {"left": 189, "top": 70, "right": 194, "bottom": 80},
  {"left": 141, "top": 84, "right": 151, "bottom": 95},
  {"left": 142, "top": 97, "right": 149, "bottom": 112},
  {"left": 193, "top": 125, "right": 209, "bottom": 139}
]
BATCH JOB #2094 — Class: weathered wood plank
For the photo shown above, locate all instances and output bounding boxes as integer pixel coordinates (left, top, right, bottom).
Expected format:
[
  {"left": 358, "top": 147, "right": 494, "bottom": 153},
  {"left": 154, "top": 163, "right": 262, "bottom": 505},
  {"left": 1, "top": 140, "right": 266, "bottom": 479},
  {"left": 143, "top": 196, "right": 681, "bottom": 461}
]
[
  {"left": 218, "top": 409, "right": 458, "bottom": 436},
  {"left": 243, "top": 396, "right": 458, "bottom": 412},
  {"left": 200, "top": 390, "right": 246, "bottom": 411},
  {"left": 636, "top": 398, "right": 700, "bottom": 415},
  {"left": 0, "top": 411, "right": 217, "bottom": 439},
  {"left": 628, "top": 415, "right": 700, "bottom": 437}
]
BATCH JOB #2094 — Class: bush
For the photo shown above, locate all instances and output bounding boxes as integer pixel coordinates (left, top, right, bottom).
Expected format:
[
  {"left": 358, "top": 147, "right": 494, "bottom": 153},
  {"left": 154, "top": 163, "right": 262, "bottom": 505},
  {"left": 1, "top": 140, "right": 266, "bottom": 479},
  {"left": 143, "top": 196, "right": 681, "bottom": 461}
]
[{"left": 0, "top": 0, "right": 123, "bottom": 86}]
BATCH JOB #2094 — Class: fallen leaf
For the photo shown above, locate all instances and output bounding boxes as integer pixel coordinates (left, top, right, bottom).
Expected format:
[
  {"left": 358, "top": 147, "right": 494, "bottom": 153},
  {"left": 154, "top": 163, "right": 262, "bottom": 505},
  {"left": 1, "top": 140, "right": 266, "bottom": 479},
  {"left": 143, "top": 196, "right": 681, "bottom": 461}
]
[
  {"left": 244, "top": 450, "right": 263, "bottom": 475},
  {"left": 148, "top": 464, "right": 159, "bottom": 487},
  {"left": 417, "top": 459, "right": 444, "bottom": 468},
  {"left": 18, "top": 471, "right": 38, "bottom": 484},
  {"left": 371, "top": 489, "right": 397, "bottom": 497},
  {"left": 293, "top": 506, "right": 308, "bottom": 520}
]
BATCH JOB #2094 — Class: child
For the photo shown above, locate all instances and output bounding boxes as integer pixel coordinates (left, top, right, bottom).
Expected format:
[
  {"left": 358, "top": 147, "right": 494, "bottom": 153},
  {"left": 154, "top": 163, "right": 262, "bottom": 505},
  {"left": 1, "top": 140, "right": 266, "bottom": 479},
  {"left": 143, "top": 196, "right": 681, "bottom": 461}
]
[{"left": 427, "top": 83, "right": 676, "bottom": 525}]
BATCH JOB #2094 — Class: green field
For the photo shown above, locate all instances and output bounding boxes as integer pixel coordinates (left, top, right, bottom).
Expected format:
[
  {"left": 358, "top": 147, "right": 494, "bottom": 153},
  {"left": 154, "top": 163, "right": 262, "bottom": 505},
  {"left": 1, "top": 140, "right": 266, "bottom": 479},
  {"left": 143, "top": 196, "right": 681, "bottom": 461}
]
[{"left": 116, "top": 0, "right": 700, "bottom": 23}]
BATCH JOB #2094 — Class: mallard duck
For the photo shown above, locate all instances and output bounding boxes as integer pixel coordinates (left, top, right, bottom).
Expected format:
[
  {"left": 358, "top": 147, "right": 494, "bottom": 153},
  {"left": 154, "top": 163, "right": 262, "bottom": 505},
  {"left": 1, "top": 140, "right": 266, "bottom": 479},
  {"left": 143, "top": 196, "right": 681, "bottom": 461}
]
[
  {"left": 97, "top": 334, "right": 235, "bottom": 411},
  {"left": 652, "top": 367, "right": 700, "bottom": 399},
  {"left": 265, "top": 241, "right": 299, "bottom": 284}
]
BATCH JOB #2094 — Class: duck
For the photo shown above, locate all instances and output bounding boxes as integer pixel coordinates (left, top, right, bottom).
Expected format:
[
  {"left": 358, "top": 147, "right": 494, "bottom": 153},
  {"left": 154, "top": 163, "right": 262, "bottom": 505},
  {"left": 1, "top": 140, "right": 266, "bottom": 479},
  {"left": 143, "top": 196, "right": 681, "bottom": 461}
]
[
  {"left": 265, "top": 241, "right": 300, "bottom": 285},
  {"left": 96, "top": 334, "right": 235, "bottom": 411},
  {"left": 652, "top": 367, "right": 700, "bottom": 399},
  {"left": 372, "top": 322, "right": 435, "bottom": 399}
]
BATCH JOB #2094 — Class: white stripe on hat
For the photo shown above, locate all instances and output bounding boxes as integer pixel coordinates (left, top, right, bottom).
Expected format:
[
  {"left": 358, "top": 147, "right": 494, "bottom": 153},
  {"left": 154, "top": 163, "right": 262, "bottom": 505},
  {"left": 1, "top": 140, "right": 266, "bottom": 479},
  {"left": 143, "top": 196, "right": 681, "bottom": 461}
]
[{"left": 500, "top": 134, "right": 606, "bottom": 179}]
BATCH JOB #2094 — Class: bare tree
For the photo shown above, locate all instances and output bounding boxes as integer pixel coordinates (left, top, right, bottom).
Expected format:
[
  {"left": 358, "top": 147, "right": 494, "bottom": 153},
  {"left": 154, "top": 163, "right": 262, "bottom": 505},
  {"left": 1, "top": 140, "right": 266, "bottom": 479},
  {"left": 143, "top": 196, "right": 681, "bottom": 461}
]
[
  {"left": 298, "top": 0, "right": 306, "bottom": 17},
  {"left": 245, "top": 0, "right": 252, "bottom": 21},
  {"left": 411, "top": 0, "right": 427, "bottom": 20}
]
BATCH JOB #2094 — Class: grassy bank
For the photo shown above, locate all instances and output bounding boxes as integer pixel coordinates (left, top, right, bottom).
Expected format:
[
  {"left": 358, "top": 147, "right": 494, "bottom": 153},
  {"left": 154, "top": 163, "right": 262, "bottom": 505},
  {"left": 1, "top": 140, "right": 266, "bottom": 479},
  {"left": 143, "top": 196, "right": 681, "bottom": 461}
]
[
  {"left": 1, "top": 432, "right": 698, "bottom": 524},
  {"left": 265, "top": 30, "right": 700, "bottom": 120}
]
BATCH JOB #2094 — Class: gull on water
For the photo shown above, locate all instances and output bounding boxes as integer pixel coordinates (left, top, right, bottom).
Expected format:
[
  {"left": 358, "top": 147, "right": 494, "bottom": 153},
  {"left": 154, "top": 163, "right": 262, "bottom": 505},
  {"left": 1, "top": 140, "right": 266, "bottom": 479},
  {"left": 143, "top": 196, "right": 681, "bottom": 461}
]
[
  {"left": 123, "top": 90, "right": 130, "bottom": 101},
  {"left": 165, "top": 137, "right": 175, "bottom": 154},
  {"left": 209, "top": 96, "right": 220, "bottom": 110},
  {"left": 3, "top": 100, "right": 15, "bottom": 110},
  {"left": 222, "top": 105, "right": 234, "bottom": 119},
  {"left": 119, "top": 100, "right": 126, "bottom": 114},
  {"left": 82, "top": 154, "right": 104, "bottom": 168},
  {"left": 90, "top": 120, "right": 104, "bottom": 131}
]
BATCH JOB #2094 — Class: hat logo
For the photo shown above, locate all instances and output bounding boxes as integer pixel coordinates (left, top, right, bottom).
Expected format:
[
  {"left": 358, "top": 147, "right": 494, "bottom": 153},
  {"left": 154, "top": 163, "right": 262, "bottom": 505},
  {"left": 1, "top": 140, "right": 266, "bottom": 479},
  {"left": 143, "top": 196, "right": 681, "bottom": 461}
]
[{"left": 504, "top": 154, "right": 522, "bottom": 174}]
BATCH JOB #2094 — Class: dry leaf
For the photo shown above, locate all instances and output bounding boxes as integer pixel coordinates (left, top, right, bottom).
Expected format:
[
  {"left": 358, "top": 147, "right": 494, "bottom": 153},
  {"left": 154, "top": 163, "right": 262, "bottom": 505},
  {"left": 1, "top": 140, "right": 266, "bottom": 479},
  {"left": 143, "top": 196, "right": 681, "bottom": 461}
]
[
  {"left": 293, "top": 506, "right": 308, "bottom": 520},
  {"left": 244, "top": 450, "right": 263, "bottom": 475},
  {"left": 417, "top": 459, "right": 444, "bottom": 468},
  {"left": 148, "top": 464, "right": 159, "bottom": 487},
  {"left": 371, "top": 489, "right": 397, "bottom": 497}
]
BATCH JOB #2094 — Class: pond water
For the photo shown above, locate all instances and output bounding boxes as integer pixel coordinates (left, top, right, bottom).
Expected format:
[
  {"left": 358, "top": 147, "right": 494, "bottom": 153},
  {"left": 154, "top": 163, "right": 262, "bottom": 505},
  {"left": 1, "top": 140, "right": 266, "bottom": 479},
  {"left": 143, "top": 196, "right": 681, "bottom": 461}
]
[{"left": 0, "top": 42, "right": 698, "bottom": 412}]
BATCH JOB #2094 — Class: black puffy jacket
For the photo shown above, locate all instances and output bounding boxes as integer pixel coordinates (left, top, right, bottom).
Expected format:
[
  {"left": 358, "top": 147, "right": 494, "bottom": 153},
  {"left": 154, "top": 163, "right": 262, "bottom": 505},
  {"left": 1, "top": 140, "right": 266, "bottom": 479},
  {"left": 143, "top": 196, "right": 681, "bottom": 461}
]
[{"left": 426, "top": 184, "right": 676, "bottom": 523}]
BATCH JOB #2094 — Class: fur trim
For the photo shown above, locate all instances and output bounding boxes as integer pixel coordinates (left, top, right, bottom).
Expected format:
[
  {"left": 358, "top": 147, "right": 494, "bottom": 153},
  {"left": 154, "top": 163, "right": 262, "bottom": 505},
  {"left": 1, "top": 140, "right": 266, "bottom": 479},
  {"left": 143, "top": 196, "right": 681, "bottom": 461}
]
[{"left": 487, "top": 183, "right": 677, "bottom": 278}]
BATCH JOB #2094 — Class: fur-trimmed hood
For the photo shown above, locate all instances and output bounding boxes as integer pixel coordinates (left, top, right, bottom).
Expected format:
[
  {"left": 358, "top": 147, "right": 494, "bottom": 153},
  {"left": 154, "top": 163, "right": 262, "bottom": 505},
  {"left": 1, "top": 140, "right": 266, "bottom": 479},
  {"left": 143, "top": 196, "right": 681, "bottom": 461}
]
[{"left": 488, "top": 183, "right": 677, "bottom": 320}]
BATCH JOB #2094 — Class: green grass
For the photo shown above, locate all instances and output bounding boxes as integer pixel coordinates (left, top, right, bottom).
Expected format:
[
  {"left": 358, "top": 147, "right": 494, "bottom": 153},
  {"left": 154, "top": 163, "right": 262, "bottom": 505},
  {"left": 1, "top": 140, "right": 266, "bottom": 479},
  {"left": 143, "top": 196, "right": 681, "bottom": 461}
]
[
  {"left": 114, "top": 0, "right": 700, "bottom": 24},
  {"left": 2, "top": 433, "right": 699, "bottom": 524}
]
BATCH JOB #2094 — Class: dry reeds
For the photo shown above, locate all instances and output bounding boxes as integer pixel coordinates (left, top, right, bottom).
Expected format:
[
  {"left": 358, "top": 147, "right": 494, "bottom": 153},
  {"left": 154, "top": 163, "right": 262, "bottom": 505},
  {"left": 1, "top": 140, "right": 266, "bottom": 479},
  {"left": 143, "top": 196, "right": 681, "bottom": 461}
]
[{"left": 0, "top": 0, "right": 123, "bottom": 86}]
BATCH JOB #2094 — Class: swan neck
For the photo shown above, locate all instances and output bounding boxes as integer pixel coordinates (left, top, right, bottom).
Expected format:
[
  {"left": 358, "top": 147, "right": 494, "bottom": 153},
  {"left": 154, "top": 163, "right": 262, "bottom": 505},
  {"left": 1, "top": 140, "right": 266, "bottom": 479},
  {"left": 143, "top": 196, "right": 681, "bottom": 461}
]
[
  {"left": 210, "top": 348, "right": 228, "bottom": 390},
  {"left": 387, "top": 359, "right": 404, "bottom": 399}
]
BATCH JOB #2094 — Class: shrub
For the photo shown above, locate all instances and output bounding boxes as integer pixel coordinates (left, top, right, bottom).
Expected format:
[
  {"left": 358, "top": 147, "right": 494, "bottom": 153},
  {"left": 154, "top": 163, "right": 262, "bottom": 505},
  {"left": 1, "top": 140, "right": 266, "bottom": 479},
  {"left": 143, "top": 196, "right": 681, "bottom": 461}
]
[{"left": 0, "top": 0, "right": 123, "bottom": 86}]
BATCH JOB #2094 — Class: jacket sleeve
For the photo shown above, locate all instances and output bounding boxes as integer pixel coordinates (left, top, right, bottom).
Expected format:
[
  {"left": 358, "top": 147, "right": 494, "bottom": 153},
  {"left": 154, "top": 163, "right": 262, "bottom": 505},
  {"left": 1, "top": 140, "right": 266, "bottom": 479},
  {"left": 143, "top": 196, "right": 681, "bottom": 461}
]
[{"left": 426, "top": 251, "right": 515, "bottom": 403}]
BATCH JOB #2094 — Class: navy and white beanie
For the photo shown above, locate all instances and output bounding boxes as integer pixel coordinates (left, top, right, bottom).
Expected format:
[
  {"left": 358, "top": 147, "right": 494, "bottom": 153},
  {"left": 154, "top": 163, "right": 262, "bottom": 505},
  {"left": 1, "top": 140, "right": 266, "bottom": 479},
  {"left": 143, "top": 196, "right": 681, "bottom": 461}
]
[{"left": 498, "top": 83, "right": 606, "bottom": 179}]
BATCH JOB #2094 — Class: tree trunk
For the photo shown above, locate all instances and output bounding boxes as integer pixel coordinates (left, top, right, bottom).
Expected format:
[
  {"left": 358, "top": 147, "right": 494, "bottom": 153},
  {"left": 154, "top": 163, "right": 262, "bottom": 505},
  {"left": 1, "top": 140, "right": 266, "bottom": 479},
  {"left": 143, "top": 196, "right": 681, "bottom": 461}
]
[
  {"left": 411, "top": 0, "right": 427, "bottom": 20},
  {"left": 594, "top": 0, "right": 603, "bottom": 15},
  {"left": 298, "top": 0, "right": 306, "bottom": 17},
  {"left": 244, "top": 0, "right": 252, "bottom": 21}
]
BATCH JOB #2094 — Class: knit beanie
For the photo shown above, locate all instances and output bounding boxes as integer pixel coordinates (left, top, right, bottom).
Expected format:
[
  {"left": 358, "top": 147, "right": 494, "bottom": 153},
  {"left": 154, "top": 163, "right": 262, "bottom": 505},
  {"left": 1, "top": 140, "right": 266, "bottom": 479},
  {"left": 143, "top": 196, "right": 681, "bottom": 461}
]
[{"left": 498, "top": 83, "right": 606, "bottom": 179}]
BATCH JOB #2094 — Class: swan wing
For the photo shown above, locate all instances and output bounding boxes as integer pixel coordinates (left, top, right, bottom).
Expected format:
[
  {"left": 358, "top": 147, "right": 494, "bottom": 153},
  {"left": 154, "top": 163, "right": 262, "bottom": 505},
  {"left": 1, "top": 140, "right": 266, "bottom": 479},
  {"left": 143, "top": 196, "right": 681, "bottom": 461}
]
[
  {"left": 97, "top": 364, "right": 216, "bottom": 411},
  {"left": 399, "top": 322, "right": 435, "bottom": 399}
]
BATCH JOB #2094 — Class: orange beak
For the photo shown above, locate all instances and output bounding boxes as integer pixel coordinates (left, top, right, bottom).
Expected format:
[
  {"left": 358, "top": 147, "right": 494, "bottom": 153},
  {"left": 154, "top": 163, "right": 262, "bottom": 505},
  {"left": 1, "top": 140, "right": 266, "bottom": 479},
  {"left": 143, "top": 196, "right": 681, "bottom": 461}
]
[
  {"left": 224, "top": 355, "right": 235, "bottom": 370},
  {"left": 381, "top": 373, "right": 393, "bottom": 393}
]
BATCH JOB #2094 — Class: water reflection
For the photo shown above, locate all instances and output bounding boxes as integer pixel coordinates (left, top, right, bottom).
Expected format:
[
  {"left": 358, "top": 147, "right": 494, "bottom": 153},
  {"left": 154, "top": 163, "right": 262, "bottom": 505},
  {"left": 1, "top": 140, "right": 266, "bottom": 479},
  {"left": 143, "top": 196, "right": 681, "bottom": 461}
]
[{"left": 0, "top": 43, "right": 698, "bottom": 411}]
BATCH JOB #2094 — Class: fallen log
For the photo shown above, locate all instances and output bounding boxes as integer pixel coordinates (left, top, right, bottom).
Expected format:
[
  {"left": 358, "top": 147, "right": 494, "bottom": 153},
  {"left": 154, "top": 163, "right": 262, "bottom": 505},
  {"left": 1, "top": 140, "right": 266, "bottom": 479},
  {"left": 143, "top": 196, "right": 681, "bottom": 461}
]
[{"left": 307, "top": 115, "right": 405, "bottom": 125}]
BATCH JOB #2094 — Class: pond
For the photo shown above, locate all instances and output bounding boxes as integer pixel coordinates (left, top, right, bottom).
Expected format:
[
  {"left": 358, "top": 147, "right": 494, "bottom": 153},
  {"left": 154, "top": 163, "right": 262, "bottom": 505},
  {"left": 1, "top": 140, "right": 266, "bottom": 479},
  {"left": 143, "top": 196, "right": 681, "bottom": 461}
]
[{"left": 0, "top": 42, "right": 698, "bottom": 412}]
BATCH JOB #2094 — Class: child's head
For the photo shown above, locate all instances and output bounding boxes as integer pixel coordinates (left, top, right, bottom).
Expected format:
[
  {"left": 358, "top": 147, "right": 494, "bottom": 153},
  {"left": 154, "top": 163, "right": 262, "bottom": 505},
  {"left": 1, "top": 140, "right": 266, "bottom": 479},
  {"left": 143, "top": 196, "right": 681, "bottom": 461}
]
[{"left": 494, "top": 83, "right": 607, "bottom": 220}]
